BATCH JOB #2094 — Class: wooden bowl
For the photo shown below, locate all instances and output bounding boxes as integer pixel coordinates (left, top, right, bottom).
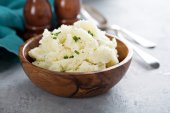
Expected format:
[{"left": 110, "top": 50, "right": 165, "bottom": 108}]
[{"left": 19, "top": 34, "right": 133, "bottom": 98}]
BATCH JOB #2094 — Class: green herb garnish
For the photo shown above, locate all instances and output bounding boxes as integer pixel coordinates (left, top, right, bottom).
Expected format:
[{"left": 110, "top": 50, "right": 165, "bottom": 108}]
[
  {"left": 64, "top": 55, "right": 74, "bottom": 59},
  {"left": 74, "top": 50, "right": 79, "bottom": 55},
  {"left": 73, "top": 36, "right": 81, "bottom": 42},
  {"left": 52, "top": 36, "right": 57, "bottom": 39},
  {"left": 64, "top": 55, "right": 68, "bottom": 59},
  {"left": 69, "top": 55, "right": 74, "bottom": 58},
  {"left": 88, "top": 30, "right": 94, "bottom": 36},
  {"left": 51, "top": 31, "right": 61, "bottom": 39}
]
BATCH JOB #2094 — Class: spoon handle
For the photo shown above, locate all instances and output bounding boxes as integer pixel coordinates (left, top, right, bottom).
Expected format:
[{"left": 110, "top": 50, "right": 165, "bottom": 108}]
[
  {"left": 117, "top": 27, "right": 156, "bottom": 48},
  {"left": 117, "top": 32, "right": 160, "bottom": 69}
]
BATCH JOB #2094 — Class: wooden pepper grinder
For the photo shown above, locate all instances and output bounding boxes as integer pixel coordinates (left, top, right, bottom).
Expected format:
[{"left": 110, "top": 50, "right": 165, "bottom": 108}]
[
  {"left": 23, "top": 0, "right": 52, "bottom": 40},
  {"left": 55, "top": 0, "right": 81, "bottom": 26}
]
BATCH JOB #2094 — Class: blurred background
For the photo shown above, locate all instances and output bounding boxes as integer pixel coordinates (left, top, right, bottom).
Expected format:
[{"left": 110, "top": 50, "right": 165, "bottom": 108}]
[
  {"left": 0, "top": 0, "right": 170, "bottom": 113},
  {"left": 1, "top": 0, "right": 169, "bottom": 71}
]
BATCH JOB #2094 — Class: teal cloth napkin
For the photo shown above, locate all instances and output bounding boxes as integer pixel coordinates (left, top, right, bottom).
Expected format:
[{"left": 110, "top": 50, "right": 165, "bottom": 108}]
[{"left": 0, "top": 0, "right": 55, "bottom": 56}]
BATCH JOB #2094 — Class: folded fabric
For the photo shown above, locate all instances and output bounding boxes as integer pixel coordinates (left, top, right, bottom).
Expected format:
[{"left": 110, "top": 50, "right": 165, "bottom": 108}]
[{"left": 0, "top": 0, "right": 55, "bottom": 56}]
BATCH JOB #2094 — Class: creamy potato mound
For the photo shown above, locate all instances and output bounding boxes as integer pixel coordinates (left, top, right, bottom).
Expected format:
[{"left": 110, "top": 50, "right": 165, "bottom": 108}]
[{"left": 28, "top": 20, "right": 119, "bottom": 72}]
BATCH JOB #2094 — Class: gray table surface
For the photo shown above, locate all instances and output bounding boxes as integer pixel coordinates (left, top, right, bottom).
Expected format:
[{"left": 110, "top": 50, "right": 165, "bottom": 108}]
[{"left": 1, "top": 0, "right": 170, "bottom": 113}]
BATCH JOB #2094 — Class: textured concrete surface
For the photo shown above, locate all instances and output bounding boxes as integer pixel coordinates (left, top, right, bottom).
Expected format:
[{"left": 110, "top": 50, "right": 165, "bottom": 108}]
[{"left": 1, "top": 0, "right": 170, "bottom": 113}]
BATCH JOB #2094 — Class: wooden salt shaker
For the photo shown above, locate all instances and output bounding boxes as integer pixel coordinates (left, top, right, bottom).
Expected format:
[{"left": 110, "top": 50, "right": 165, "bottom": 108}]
[
  {"left": 23, "top": 0, "right": 52, "bottom": 40},
  {"left": 54, "top": 0, "right": 81, "bottom": 26}
]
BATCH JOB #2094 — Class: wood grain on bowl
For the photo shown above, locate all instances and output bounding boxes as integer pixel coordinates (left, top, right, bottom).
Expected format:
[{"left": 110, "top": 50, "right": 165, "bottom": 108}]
[{"left": 19, "top": 34, "right": 133, "bottom": 98}]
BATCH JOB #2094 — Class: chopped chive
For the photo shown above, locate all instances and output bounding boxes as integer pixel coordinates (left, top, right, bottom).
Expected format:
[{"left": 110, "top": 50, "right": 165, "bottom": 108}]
[
  {"left": 64, "top": 56, "right": 68, "bottom": 59},
  {"left": 51, "top": 31, "right": 61, "bottom": 36},
  {"left": 54, "top": 31, "right": 61, "bottom": 35},
  {"left": 74, "top": 50, "right": 79, "bottom": 55},
  {"left": 88, "top": 30, "right": 94, "bottom": 36},
  {"left": 51, "top": 31, "right": 61, "bottom": 39},
  {"left": 69, "top": 55, "right": 74, "bottom": 58},
  {"left": 52, "top": 35, "right": 57, "bottom": 39},
  {"left": 73, "top": 36, "right": 81, "bottom": 42}
]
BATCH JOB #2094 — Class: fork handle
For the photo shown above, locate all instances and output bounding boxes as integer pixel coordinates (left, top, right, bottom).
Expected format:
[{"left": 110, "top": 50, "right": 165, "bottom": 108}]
[
  {"left": 119, "top": 28, "right": 156, "bottom": 48},
  {"left": 117, "top": 32, "right": 160, "bottom": 69}
]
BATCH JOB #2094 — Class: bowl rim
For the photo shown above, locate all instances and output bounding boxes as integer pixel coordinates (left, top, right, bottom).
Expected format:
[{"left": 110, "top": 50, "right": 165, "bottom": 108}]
[{"left": 19, "top": 33, "right": 133, "bottom": 75}]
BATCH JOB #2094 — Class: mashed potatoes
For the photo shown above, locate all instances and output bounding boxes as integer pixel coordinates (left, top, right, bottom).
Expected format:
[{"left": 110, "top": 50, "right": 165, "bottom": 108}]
[{"left": 28, "top": 20, "right": 119, "bottom": 72}]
